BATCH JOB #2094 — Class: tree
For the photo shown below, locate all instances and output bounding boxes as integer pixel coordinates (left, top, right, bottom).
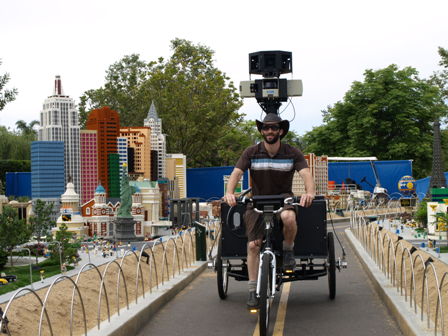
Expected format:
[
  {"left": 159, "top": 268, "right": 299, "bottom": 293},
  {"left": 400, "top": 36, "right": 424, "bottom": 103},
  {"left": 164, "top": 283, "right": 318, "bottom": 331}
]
[
  {"left": 0, "top": 126, "right": 34, "bottom": 161},
  {"left": 0, "top": 59, "right": 18, "bottom": 112},
  {"left": 303, "top": 65, "right": 445, "bottom": 179},
  {"left": 15, "top": 120, "right": 39, "bottom": 139},
  {"left": 0, "top": 179, "right": 4, "bottom": 195},
  {"left": 28, "top": 199, "right": 56, "bottom": 264},
  {"left": 78, "top": 39, "right": 243, "bottom": 163},
  {"left": 49, "top": 222, "right": 78, "bottom": 264},
  {"left": 0, "top": 205, "right": 32, "bottom": 271}
]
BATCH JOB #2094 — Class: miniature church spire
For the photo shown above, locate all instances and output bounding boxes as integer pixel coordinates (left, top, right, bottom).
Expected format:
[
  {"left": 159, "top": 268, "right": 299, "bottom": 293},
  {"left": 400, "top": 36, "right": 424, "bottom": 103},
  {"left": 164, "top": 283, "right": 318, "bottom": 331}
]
[{"left": 426, "top": 114, "right": 448, "bottom": 198}]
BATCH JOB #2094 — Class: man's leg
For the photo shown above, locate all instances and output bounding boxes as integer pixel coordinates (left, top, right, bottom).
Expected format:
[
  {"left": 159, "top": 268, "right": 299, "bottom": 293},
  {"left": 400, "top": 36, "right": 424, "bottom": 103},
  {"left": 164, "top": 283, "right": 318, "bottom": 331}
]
[
  {"left": 281, "top": 209, "right": 297, "bottom": 271},
  {"left": 247, "top": 238, "right": 262, "bottom": 309}
]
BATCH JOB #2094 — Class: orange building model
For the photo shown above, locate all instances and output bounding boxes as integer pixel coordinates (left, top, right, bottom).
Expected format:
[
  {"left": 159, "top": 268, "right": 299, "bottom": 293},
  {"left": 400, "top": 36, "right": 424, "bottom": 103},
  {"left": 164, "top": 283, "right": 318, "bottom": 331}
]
[{"left": 86, "top": 106, "right": 120, "bottom": 197}]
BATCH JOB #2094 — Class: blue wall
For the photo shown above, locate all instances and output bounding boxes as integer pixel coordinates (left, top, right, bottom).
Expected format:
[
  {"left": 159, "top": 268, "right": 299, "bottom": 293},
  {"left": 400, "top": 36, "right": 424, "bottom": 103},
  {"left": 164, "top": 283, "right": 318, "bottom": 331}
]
[
  {"left": 5, "top": 172, "right": 32, "bottom": 198},
  {"left": 328, "top": 160, "right": 413, "bottom": 197},
  {"left": 187, "top": 166, "right": 249, "bottom": 201}
]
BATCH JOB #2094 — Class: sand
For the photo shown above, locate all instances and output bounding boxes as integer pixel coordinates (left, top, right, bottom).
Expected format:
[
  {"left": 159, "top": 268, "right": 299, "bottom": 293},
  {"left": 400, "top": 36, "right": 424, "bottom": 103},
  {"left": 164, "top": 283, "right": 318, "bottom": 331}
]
[{"left": 0, "top": 232, "right": 200, "bottom": 336}]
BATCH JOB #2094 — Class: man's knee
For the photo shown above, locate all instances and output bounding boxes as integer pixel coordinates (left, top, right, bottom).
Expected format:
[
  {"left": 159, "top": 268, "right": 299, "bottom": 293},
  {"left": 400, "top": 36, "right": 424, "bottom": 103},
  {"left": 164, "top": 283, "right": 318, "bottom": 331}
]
[
  {"left": 248, "top": 240, "right": 261, "bottom": 254},
  {"left": 281, "top": 210, "right": 296, "bottom": 229}
]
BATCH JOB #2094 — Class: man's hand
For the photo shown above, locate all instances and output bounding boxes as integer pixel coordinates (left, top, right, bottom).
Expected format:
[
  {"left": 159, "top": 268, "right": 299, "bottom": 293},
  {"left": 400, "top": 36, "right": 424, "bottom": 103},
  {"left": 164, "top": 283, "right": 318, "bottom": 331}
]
[
  {"left": 223, "top": 194, "right": 237, "bottom": 207},
  {"left": 300, "top": 193, "right": 315, "bottom": 208}
]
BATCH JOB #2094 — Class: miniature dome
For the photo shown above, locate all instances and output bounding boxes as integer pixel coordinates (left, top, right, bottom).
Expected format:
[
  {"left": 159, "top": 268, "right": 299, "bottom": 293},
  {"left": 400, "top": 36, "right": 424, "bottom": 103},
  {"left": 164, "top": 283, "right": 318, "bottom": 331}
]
[
  {"left": 134, "top": 182, "right": 141, "bottom": 193},
  {"left": 95, "top": 181, "right": 106, "bottom": 194}
]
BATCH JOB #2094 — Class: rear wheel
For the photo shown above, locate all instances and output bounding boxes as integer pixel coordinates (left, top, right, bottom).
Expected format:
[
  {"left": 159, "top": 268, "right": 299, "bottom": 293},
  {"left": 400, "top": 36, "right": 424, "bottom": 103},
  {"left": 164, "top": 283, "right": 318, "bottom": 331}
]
[
  {"left": 259, "top": 253, "right": 273, "bottom": 336},
  {"left": 327, "top": 232, "right": 336, "bottom": 299},
  {"left": 217, "top": 238, "right": 229, "bottom": 299}
]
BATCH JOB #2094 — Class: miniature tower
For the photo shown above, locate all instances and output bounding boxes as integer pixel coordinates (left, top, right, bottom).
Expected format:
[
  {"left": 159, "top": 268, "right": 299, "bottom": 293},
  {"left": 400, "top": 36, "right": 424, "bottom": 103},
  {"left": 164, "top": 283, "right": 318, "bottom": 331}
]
[
  {"left": 90, "top": 181, "right": 109, "bottom": 237},
  {"left": 131, "top": 183, "right": 144, "bottom": 237},
  {"left": 144, "top": 101, "right": 167, "bottom": 179},
  {"left": 426, "top": 115, "right": 448, "bottom": 198},
  {"left": 38, "top": 76, "right": 81, "bottom": 197}
]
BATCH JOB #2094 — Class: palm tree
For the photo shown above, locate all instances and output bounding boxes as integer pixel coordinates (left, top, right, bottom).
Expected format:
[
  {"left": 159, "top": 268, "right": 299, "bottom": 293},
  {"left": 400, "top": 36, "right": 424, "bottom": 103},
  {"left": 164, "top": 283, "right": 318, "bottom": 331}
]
[{"left": 15, "top": 120, "right": 39, "bottom": 139}]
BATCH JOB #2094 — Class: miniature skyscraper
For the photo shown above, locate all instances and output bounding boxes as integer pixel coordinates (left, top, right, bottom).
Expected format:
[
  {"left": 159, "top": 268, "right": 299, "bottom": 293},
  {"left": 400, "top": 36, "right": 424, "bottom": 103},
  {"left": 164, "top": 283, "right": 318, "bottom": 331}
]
[
  {"left": 144, "top": 101, "right": 166, "bottom": 179},
  {"left": 38, "top": 75, "right": 81, "bottom": 197},
  {"left": 426, "top": 114, "right": 448, "bottom": 198}
]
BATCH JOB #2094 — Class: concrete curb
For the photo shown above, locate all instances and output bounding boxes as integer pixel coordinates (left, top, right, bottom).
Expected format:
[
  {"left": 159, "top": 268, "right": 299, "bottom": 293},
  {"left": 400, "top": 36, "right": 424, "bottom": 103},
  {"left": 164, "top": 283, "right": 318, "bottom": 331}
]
[
  {"left": 345, "top": 228, "right": 433, "bottom": 336},
  {"left": 81, "top": 261, "right": 208, "bottom": 336}
]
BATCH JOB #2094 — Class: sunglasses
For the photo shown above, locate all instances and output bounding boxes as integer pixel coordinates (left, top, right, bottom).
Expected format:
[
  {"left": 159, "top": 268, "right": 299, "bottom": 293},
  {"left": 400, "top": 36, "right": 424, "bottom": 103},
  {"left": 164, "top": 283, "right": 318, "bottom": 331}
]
[{"left": 262, "top": 125, "right": 280, "bottom": 131}]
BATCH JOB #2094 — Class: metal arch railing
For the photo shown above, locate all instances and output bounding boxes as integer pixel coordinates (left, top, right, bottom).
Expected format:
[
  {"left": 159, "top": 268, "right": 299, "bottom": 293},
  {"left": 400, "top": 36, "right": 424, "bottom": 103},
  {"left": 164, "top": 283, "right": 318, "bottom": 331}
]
[
  {"left": 71, "top": 263, "right": 110, "bottom": 332},
  {"left": 38, "top": 275, "right": 88, "bottom": 336},
  {"left": 422, "top": 262, "right": 444, "bottom": 331},
  {"left": 0, "top": 228, "right": 201, "bottom": 335},
  {"left": 350, "top": 203, "right": 448, "bottom": 335},
  {"left": 118, "top": 249, "right": 144, "bottom": 305},
  {"left": 138, "top": 243, "right": 158, "bottom": 294},
  {"left": 0, "top": 288, "right": 53, "bottom": 336},
  {"left": 98, "top": 259, "right": 129, "bottom": 323}
]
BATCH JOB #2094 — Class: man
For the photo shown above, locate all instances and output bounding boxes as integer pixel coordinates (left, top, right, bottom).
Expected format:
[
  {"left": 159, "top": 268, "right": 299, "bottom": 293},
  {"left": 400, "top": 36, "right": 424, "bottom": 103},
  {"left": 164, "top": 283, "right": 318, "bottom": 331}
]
[{"left": 223, "top": 114, "right": 315, "bottom": 310}]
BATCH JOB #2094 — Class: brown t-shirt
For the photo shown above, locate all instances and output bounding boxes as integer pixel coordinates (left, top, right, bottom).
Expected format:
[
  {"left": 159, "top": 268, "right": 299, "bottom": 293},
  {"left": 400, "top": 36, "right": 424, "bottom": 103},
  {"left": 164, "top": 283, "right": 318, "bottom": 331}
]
[{"left": 235, "top": 142, "right": 309, "bottom": 196}]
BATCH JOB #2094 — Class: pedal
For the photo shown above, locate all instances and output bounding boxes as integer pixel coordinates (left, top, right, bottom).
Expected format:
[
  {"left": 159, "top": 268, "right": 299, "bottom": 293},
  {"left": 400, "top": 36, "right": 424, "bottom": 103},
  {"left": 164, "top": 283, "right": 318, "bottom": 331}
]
[{"left": 249, "top": 308, "right": 258, "bottom": 314}]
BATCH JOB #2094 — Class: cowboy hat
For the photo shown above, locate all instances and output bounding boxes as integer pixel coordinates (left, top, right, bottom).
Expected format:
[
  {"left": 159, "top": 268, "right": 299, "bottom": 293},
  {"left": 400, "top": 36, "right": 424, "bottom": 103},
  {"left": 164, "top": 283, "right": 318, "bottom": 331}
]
[{"left": 256, "top": 114, "right": 289, "bottom": 139}]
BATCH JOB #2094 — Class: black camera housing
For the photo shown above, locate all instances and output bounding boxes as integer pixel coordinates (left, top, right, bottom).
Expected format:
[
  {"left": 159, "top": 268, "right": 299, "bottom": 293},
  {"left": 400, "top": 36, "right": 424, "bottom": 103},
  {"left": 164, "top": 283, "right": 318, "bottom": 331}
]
[{"left": 249, "top": 51, "right": 292, "bottom": 78}]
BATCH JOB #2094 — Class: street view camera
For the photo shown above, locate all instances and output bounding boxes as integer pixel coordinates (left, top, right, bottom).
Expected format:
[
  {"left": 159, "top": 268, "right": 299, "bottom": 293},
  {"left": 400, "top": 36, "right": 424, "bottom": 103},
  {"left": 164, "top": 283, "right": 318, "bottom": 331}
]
[{"left": 239, "top": 50, "right": 303, "bottom": 115}]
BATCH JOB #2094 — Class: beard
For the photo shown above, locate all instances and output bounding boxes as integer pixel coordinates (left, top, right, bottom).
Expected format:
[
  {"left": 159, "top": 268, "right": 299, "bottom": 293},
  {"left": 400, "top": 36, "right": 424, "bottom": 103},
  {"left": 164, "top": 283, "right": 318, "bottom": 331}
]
[{"left": 262, "top": 131, "right": 281, "bottom": 144}]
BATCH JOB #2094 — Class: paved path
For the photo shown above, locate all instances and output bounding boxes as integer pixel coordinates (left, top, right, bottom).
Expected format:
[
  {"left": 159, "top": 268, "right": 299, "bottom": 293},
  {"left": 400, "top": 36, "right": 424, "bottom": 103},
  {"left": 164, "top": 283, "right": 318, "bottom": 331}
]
[{"left": 136, "top": 221, "right": 403, "bottom": 336}]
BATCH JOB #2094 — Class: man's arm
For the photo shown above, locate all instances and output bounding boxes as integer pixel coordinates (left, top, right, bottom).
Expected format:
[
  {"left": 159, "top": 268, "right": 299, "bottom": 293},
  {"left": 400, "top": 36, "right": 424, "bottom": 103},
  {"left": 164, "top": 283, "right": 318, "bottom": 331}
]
[
  {"left": 222, "top": 168, "right": 244, "bottom": 207},
  {"left": 298, "top": 167, "right": 315, "bottom": 208}
]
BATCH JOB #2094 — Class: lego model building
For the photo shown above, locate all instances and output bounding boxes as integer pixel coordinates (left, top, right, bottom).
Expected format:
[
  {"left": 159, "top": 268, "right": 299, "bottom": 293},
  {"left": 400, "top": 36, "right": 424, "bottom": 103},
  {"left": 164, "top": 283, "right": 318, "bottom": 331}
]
[
  {"left": 52, "top": 179, "right": 89, "bottom": 238},
  {"left": 119, "top": 127, "right": 152, "bottom": 180},
  {"left": 144, "top": 101, "right": 167, "bottom": 179},
  {"left": 86, "top": 106, "right": 120, "bottom": 197},
  {"left": 38, "top": 75, "right": 81, "bottom": 197},
  {"left": 80, "top": 130, "right": 98, "bottom": 205},
  {"left": 292, "top": 153, "right": 328, "bottom": 196}
]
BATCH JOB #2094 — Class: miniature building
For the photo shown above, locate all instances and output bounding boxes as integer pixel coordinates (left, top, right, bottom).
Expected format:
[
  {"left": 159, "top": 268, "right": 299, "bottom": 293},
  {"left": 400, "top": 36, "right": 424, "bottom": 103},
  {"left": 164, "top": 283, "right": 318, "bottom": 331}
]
[
  {"left": 5, "top": 200, "right": 34, "bottom": 223},
  {"left": 31, "top": 141, "right": 65, "bottom": 221},
  {"left": 131, "top": 184, "right": 144, "bottom": 238},
  {"left": 108, "top": 153, "right": 120, "bottom": 198},
  {"left": 81, "top": 182, "right": 120, "bottom": 238},
  {"left": 292, "top": 153, "right": 328, "bottom": 196},
  {"left": 166, "top": 154, "right": 187, "bottom": 198},
  {"left": 80, "top": 130, "right": 98, "bottom": 205},
  {"left": 144, "top": 102, "right": 167, "bottom": 179},
  {"left": 86, "top": 106, "right": 120, "bottom": 197},
  {"left": 117, "top": 137, "right": 128, "bottom": 186},
  {"left": 119, "top": 127, "right": 151, "bottom": 180},
  {"left": 38, "top": 76, "right": 81, "bottom": 196},
  {"left": 52, "top": 180, "right": 88, "bottom": 238}
]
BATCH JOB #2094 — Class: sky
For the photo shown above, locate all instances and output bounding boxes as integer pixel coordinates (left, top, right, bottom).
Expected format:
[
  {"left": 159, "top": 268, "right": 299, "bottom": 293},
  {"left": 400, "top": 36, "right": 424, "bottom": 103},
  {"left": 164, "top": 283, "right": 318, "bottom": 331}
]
[{"left": 1, "top": 0, "right": 447, "bottom": 137}]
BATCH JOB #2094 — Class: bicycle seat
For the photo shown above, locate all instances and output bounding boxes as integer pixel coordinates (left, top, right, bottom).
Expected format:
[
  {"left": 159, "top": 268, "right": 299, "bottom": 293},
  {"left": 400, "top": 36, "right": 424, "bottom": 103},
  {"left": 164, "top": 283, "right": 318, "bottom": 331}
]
[{"left": 252, "top": 195, "right": 284, "bottom": 212}]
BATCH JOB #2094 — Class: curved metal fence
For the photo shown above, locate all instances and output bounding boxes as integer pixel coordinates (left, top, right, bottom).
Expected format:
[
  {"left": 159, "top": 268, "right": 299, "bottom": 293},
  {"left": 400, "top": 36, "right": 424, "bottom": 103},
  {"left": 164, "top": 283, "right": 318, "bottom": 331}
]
[
  {"left": 350, "top": 204, "right": 447, "bottom": 336},
  {"left": 0, "top": 225, "right": 219, "bottom": 336}
]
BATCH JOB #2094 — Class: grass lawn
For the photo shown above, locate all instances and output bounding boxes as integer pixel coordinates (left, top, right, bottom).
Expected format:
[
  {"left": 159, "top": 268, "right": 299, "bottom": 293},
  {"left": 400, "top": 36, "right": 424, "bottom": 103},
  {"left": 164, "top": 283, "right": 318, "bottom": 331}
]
[{"left": 0, "top": 258, "right": 74, "bottom": 296}]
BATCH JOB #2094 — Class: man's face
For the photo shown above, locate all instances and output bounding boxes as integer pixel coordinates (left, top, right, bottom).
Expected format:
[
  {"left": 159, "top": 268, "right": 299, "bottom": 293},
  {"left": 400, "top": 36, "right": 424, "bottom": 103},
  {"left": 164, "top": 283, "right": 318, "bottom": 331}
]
[{"left": 261, "top": 123, "right": 283, "bottom": 144}]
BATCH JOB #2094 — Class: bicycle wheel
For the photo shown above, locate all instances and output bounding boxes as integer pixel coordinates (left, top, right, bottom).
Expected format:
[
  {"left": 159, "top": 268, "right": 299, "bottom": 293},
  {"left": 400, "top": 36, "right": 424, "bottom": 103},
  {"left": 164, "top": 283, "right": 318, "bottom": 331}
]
[
  {"left": 259, "top": 253, "right": 273, "bottom": 336},
  {"left": 217, "top": 238, "right": 229, "bottom": 299},
  {"left": 327, "top": 231, "right": 336, "bottom": 299}
]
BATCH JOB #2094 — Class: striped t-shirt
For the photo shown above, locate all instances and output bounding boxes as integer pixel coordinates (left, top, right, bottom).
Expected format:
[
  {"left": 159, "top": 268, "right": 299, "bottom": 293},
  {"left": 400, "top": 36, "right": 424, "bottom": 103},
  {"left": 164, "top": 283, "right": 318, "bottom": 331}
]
[{"left": 235, "top": 142, "right": 308, "bottom": 196}]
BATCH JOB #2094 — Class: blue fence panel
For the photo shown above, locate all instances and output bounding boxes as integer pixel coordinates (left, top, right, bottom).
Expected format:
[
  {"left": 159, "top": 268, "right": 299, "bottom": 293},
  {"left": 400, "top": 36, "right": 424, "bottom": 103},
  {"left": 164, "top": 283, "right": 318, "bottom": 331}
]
[
  {"left": 187, "top": 166, "right": 249, "bottom": 201},
  {"left": 5, "top": 172, "right": 32, "bottom": 198},
  {"left": 328, "top": 160, "right": 413, "bottom": 197}
]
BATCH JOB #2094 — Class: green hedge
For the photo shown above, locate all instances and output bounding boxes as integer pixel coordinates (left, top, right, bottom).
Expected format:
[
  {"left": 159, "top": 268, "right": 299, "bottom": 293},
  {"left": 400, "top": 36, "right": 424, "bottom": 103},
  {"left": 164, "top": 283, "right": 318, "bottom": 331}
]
[{"left": 0, "top": 160, "right": 31, "bottom": 183}]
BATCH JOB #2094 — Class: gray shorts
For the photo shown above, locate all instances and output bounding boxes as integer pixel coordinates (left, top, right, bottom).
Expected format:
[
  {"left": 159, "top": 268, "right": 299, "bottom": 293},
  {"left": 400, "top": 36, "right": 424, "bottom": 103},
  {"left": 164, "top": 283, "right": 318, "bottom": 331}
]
[{"left": 243, "top": 203, "right": 298, "bottom": 242}]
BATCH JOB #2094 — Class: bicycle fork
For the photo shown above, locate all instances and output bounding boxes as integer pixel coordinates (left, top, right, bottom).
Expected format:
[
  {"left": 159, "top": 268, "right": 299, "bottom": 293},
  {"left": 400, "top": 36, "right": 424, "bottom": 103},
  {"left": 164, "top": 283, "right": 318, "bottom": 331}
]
[{"left": 256, "top": 250, "right": 277, "bottom": 299}]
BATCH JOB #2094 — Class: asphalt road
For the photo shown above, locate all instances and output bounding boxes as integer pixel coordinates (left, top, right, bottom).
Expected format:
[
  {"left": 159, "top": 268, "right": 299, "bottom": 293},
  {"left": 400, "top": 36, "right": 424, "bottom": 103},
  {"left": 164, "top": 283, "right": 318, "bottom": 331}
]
[{"left": 136, "top": 221, "right": 403, "bottom": 336}]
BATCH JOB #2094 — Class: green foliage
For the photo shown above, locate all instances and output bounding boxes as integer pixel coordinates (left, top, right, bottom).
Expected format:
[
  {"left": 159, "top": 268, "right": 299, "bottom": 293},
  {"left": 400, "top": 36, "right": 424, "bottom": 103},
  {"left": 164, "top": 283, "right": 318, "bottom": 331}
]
[
  {"left": 0, "top": 59, "right": 18, "bottom": 112},
  {"left": 0, "top": 160, "right": 31, "bottom": 185},
  {"left": 413, "top": 199, "right": 428, "bottom": 226},
  {"left": 78, "top": 39, "right": 243, "bottom": 163},
  {"left": 0, "top": 126, "right": 34, "bottom": 162},
  {"left": 303, "top": 64, "right": 446, "bottom": 179},
  {"left": 49, "top": 222, "right": 79, "bottom": 264},
  {"left": 0, "top": 205, "right": 32, "bottom": 271},
  {"left": 0, "top": 249, "right": 8, "bottom": 270},
  {"left": 0, "top": 262, "right": 74, "bottom": 296},
  {"left": 0, "top": 179, "right": 4, "bottom": 194},
  {"left": 28, "top": 199, "right": 56, "bottom": 264},
  {"left": 15, "top": 120, "right": 39, "bottom": 138}
]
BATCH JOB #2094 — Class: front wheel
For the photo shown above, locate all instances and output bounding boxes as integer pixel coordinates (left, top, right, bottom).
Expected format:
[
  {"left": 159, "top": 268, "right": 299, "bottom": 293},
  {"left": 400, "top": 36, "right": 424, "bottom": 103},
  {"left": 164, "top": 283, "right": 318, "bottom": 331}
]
[
  {"left": 217, "top": 238, "right": 229, "bottom": 299},
  {"left": 327, "top": 232, "right": 336, "bottom": 299},
  {"left": 259, "top": 253, "right": 273, "bottom": 336}
]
